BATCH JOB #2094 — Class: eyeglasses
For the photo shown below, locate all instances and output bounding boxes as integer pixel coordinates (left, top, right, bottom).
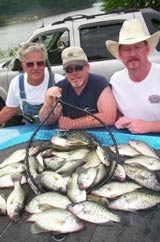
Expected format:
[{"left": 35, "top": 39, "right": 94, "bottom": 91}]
[
  {"left": 64, "top": 65, "right": 86, "bottom": 73},
  {"left": 24, "top": 61, "right": 45, "bottom": 68}
]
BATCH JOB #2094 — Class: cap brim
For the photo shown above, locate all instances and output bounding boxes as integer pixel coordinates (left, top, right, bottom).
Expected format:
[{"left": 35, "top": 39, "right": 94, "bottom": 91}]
[{"left": 64, "top": 60, "right": 87, "bottom": 67}]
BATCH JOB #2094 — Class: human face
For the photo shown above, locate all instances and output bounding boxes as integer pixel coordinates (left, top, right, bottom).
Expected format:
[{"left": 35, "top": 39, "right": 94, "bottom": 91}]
[
  {"left": 65, "top": 63, "right": 89, "bottom": 90},
  {"left": 22, "top": 51, "right": 45, "bottom": 85},
  {"left": 119, "top": 41, "right": 150, "bottom": 70}
]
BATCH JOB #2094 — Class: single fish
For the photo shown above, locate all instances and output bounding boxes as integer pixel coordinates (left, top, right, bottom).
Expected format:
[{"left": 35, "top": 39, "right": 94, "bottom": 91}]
[
  {"left": 124, "top": 163, "right": 160, "bottom": 191},
  {"left": 51, "top": 136, "right": 89, "bottom": 151},
  {"left": 67, "top": 173, "right": 86, "bottom": 203},
  {"left": 96, "top": 145, "right": 110, "bottom": 166},
  {"left": 91, "top": 181, "right": 141, "bottom": 198},
  {"left": 56, "top": 159, "right": 85, "bottom": 176},
  {"left": 125, "top": 155, "right": 160, "bottom": 171},
  {"left": 25, "top": 208, "right": 84, "bottom": 234},
  {"left": 77, "top": 167, "right": 97, "bottom": 190},
  {"left": 0, "top": 149, "right": 26, "bottom": 168},
  {"left": 43, "top": 156, "right": 65, "bottom": 171},
  {"left": 0, "top": 162, "right": 26, "bottom": 177},
  {"left": 0, "top": 173, "right": 26, "bottom": 188},
  {"left": 109, "top": 143, "right": 140, "bottom": 157},
  {"left": 43, "top": 147, "right": 90, "bottom": 161},
  {"left": 129, "top": 140, "right": 159, "bottom": 158},
  {"left": 40, "top": 171, "right": 69, "bottom": 192},
  {"left": 27, "top": 156, "right": 40, "bottom": 179},
  {"left": 112, "top": 164, "right": 126, "bottom": 181},
  {"left": 108, "top": 190, "right": 160, "bottom": 211},
  {"left": 84, "top": 150, "right": 101, "bottom": 168},
  {"left": 7, "top": 174, "right": 27, "bottom": 221},
  {"left": 0, "top": 193, "right": 7, "bottom": 215},
  {"left": 66, "top": 130, "right": 97, "bottom": 148},
  {"left": 86, "top": 194, "right": 109, "bottom": 206},
  {"left": 91, "top": 163, "right": 108, "bottom": 187},
  {"left": 25, "top": 191, "right": 72, "bottom": 213},
  {"left": 68, "top": 201, "right": 121, "bottom": 224}
]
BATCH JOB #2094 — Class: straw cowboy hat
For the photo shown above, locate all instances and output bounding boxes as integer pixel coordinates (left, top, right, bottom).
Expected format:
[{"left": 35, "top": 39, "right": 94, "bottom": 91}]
[{"left": 106, "top": 18, "right": 160, "bottom": 59}]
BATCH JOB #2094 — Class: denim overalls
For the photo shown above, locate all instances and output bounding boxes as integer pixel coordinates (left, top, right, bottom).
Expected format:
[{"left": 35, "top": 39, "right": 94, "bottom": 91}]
[{"left": 19, "top": 73, "right": 53, "bottom": 124}]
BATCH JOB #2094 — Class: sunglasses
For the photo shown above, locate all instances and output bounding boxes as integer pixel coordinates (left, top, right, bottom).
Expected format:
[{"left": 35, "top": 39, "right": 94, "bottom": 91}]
[
  {"left": 24, "top": 61, "right": 45, "bottom": 68},
  {"left": 64, "top": 65, "right": 86, "bottom": 73}
]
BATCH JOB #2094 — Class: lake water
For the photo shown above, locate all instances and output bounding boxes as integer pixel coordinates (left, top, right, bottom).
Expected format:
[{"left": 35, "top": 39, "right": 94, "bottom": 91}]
[{"left": 0, "top": 3, "right": 103, "bottom": 50}]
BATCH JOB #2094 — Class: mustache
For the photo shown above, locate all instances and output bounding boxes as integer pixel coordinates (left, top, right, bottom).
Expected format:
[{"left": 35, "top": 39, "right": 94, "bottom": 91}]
[{"left": 127, "top": 57, "right": 140, "bottom": 62}]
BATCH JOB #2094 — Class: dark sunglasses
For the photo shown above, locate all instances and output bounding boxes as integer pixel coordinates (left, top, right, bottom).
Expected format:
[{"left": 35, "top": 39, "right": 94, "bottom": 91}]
[
  {"left": 64, "top": 65, "right": 86, "bottom": 73},
  {"left": 25, "top": 61, "right": 45, "bottom": 68}
]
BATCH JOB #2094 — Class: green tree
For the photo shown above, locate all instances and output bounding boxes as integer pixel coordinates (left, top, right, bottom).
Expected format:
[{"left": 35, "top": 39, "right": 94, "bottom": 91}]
[{"left": 101, "top": 0, "right": 160, "bottom": 13}]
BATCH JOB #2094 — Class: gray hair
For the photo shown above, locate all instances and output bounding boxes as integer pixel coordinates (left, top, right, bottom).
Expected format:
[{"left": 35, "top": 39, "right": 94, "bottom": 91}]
[{"left": 18, "top": 42, "right": 48, "bottom": 61}]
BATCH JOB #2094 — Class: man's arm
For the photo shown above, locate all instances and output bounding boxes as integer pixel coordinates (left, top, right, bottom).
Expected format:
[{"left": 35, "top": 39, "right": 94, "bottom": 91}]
[
  {"left": 39, "top": 86, "right": 62, "bottom": 125},
  {"left": 58, "top": 86, "right": 117, "bottom": 130},
  {"left": 0, "top": 106, "right": 19, "bottom": 124}
]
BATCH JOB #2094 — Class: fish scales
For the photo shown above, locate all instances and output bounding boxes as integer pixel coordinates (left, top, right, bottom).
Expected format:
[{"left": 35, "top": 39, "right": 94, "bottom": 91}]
[
  {"left": 108, "top": 190, "right": 160, "bottom": 211},
  {"left": 68, "top": 201, "right": 121, "bottom": 224}
]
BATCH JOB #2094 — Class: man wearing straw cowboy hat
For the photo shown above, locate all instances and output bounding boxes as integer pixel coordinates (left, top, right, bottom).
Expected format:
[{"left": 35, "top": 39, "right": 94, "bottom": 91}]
[{"left": 106, "top": 18, "right": 160, "bottom": 134}]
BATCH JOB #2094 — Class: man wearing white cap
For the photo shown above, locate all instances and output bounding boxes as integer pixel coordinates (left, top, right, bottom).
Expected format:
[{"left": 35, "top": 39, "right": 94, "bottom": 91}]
[
  {"left": 106, "top": 18, "right": 160, "bottom": 134},
  {"left": 39, "top": 46, "right": 117, "bottom": 129}
]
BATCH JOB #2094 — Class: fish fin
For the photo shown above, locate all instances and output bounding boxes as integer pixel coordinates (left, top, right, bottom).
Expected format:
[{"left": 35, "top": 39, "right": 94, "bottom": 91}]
[
  {"left": 31, "top": 222, "right": 48, "bottom": 234},
  {"left": 11, "top": 173, "right": 23, "bottom": 183},
  {"left": 39, "top": 204, "right": 53, "bottom": 211}
]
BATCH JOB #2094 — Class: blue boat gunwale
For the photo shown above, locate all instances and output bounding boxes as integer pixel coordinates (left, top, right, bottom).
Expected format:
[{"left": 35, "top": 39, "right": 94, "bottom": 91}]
[{"left": 0, "top": 124, "right": 160, "bottom": 151}]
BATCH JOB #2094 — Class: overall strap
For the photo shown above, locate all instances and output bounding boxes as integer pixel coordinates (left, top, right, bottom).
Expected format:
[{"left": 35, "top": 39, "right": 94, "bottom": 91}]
[{"left": 19, "top": 73, "right": 26, "bottom": 99}]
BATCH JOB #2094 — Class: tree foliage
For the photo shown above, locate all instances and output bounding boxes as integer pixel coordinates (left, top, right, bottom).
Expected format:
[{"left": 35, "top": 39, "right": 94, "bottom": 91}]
[
  {"left": 0, "top": 0, "right": 95, "bottom": 25},
  {"left": 101, "top": 0, "right": 160, "bottom": 13}
]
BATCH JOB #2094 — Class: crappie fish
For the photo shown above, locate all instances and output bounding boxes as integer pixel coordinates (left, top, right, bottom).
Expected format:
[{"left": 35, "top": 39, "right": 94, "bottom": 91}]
[
  {"left": 56, "top": 159, "right": 85, "bottom": 176},
  {"left": 84, "top": 150, "right": 101, "bottom": 168},
  {"left": 112, "top": 164, "right": 126, "bottom": 181},
  {"left": 129, "top": 140, "right": 159, "bottom": 158},
  {"left": 96, "top": 145, "right": 110, "bottom": 166},
  {"left": 77, "top": 167, "right": 97, "bottom": 190},
  {"left": 108, "top": 190, "right": 160, "bottom": 211},
  {"left": 0, "top": 193, "right": 7, "bottom": 215},
  {"left": 91, "top": 181, "right": 141, "bottom": 198},
  {"left": 87, "top": 194, "right": 109, "bottom": 206},
  {"left": 25, "top": 191, "right": 72, "bottom": 213},
  {"left": 7, "top": 174, "right": 27, "bottom": 221},
  {"left": 51, "top": 135, "right": 89, "bottom": 151},
  {"left": 124, "top": 164, "right": 160, "bottom": 191},
  {"left": 67, "top": 173, "right": 86, "bottom": 203},
  {"left": 27, "top": 156, "right": 40, "bottom": 179},
  {"left": 25, "top": 208, "right": 84, "bottom": 234},
  {"left": 66, "top": 130, "right": 97, "bottom": 148},
  {"left": 40, "top": 171, "right": 69, "bottom": 192},
  {"left": 47, "top": 148, "right": 90, "bottom": 161},
  {"left": 43, "top": 156, "right": 65, "bottom": 171},
  {"left": 124, "top": 155, "right": 160, "bottom": 171},
  {"left": 109, "top": 144, "right": 140, "bottom": 157},
  {"left": 68, "top": 201, "right": 121, "bottom": 224},
  {"left": 91, "top": 163, "right": 108, "bottom": 187},
  {"left": 0, "top": 162, "right": 26, "bottom": 177},
  {"left": 0, "top": 149, "right": 26, "bottom": 168},
  {"left": 0, "top": 173, "right": 26, "bottom": 188}
]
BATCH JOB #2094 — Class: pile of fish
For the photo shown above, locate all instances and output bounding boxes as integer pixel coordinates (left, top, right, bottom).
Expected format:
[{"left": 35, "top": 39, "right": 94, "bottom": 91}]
[{"left": 1, "top": 130, "right": 160, "bottom": 236}]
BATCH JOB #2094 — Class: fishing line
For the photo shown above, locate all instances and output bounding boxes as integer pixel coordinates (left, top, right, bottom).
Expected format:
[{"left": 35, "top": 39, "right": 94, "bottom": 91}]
[{"left": 0, "top": 221, "right": 13, "bottom": 239}]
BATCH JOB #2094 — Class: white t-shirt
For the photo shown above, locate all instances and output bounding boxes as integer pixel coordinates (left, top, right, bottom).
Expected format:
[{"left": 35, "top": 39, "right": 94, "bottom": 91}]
[
  {"left": 110, "top": 63, "right": 160, "bottom": 121},
  {"left": 6, "top": 69, "right": 64, "bottom": 110}
]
